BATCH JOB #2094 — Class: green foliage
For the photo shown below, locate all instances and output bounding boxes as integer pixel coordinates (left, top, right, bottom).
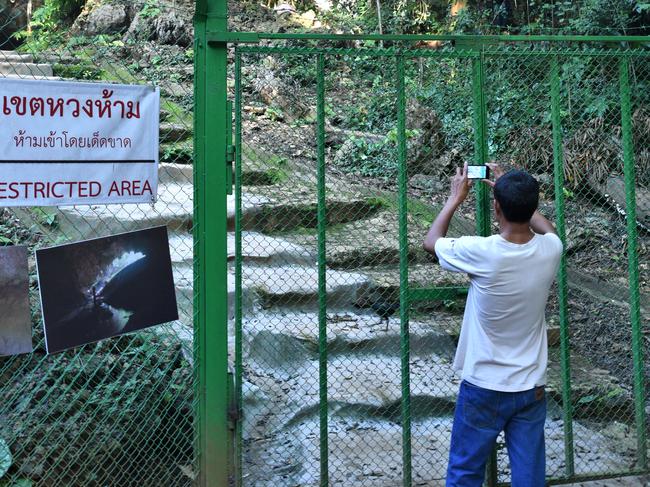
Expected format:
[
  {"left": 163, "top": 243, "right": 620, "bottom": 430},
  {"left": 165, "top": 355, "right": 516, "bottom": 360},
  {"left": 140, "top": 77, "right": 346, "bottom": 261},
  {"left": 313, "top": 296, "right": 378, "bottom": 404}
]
[
  {"left": 267, "top": 165, "right": 289, "bottom": 184},
  {"left": 336, "top": 70, "right": 397, "bottom": 132},
  {"left": 281, "top": 55, "right": 317, "bottom": 87},
  {"left": 265, "top": 106, "right": 284, "bottom": 121},
  {"left": 30, "top": 208, "right": 57, "bottom": 228},
  {"left": 140, "top": 0, "right": 163, "bottom": 19},
  {"left": 568, "top": 0, "right": 636, "bottom": 35},
  {"left": 162, "top": 143, "right": 193, "bottom": 165},
  {"left": 415, "top": 60, "right": 474, "bottom": 155},
  {"left": 0, "top": 438, "right": 10, "bottom": 478},
  {"left": 317, "top": 0, "right": 650, "bottom": 36},
  {"left": 48, "top": 0, "right": 85, "bottom": 21},
  {"left": 14, "top": 5, "right": 63, "bottom": 50},
  {"left": 449, "top": 5, "right": 500, "bottom": 35},
  {"left": 14, "top": 0, "right": 84, "bottom": 50},
  {"left": 335, "top": 135, "right": 399, "bottom": 179},
  {"left": 381, "top": 0, "right": 446, "bottom": 34},
  {"left": 52, "top": 62, "right": 104, "bottom": 80}
]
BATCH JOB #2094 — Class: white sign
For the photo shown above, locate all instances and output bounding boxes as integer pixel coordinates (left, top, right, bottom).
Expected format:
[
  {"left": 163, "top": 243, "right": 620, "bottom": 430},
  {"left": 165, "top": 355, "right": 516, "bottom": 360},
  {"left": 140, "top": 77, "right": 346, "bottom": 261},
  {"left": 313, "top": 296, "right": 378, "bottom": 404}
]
[{"left": 0, "top": 78, "right": 159, "bottom": 206}]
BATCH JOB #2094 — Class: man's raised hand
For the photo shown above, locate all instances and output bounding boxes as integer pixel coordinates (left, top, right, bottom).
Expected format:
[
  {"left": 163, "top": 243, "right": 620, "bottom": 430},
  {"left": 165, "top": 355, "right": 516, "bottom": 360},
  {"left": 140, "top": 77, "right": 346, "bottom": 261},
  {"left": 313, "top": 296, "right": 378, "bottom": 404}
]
[
  {"left": 483, "top": 162, "right": 504, "bottom": 188},
  {"left": 448, "top": 162, "right": 472, "bottom": 206}
]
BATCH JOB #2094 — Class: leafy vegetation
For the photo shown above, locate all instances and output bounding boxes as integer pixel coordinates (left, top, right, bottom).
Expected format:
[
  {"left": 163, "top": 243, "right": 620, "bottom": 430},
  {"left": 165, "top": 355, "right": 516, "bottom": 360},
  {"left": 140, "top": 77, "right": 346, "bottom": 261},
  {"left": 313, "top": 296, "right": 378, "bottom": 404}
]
[
  {"left": 14, "top": 0, "right": 85, "bottom": 51},
  {"left": 161, "top": 142, "right": 193, "bottom": 164},
  {"left": 52, "top": 62, "right": 104, "bottom": 80}
]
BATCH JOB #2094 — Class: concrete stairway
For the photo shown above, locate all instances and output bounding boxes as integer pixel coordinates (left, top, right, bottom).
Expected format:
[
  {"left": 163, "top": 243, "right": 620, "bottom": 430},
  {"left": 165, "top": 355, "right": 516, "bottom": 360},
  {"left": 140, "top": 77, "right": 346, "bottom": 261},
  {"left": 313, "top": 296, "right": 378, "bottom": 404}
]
[
  {"left": 217, "top": 154, "right": 632, "bottom": 485},
  {"left": 0, "top": 50, "right": 56, "bottom": 79}
]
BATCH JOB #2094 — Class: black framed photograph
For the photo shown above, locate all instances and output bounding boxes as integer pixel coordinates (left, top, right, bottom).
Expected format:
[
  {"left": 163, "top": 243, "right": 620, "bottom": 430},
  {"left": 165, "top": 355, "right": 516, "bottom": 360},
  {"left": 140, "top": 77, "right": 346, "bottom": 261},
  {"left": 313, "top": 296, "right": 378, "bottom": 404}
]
[
  {"left": 37, "top": 226, "right": 178, "bottom": 353},
  {"left": 0, "top": 245, "right": 32, "bottom": 356}
]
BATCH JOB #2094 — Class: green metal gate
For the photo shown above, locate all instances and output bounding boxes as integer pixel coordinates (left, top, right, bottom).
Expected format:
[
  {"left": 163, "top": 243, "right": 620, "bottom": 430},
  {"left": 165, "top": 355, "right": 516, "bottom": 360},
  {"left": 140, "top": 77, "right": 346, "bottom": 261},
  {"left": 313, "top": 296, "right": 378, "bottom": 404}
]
[{"left": 226, "top": 35, "right": 649, "bottom": 486}]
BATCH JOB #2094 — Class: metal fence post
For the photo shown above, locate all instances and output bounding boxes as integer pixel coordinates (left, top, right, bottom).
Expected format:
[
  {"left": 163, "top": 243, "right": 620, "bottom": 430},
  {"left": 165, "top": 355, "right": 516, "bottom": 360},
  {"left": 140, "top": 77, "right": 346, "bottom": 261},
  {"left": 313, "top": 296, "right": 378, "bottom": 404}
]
[
  {"left": 471, "top": 45, "right": 495, "bottom": 487},
  {"left": 550, "top": 55, "right": 575, "bottom": 478},
  {"left": 472, "top": 49, "right": 491, "bottom": 238},
  {"left": 397, "top": 53, "right": 412, "bottom": 487},
  {"left": 619, "top": 55, "right": 647, "bottom": 470},
  {"left": 194, "top": 0, "right": 231, "bottom": 485},
  {"left": 316, "top": 52, "right": 329, "bottom": 487},
  {"left": 234, "top": 49, "right": 244, "bottom": 487}
]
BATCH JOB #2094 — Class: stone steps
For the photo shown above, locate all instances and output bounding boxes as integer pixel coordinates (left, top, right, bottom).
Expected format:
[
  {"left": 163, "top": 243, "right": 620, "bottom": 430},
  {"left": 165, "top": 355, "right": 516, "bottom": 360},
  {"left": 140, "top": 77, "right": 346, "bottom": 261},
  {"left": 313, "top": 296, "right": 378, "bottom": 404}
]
[
  {"left": 57, "top": 162, "right": 193, "bottom": 240},
  {"left": 0, "top": 50, "right": 34, "bottom": 63},
  {"left": 57, "top": 181, "right": 193, "bottom": 239},
  {"left": 228, "top": 194, "right": 383, "bottom": 234},
  {"left": 228, "top": 231, "right": 313, "bottom": 265},
  {"left": 241, "top": 265, "right": 368, "bottom": 310},
  {"left": 242, "top": 311, "right": 459, "bottom": 358},
  {"left": 242, "top": 313, "right": 631, "bottom": 485},
  {"left": 2, "top": 73, "right": 62, "bottom": 81},
  {"left": 159, "top": 122, "right": 193, "bottom": 142},
  {"left": 0, "top": 61, "right": 53, "bottom": 77},
  {"left": 353, "top": 263, "right": 469, "bottom": 307},
  {"left": 168, "top": 230, "right": 315, "bottom": 267},
  {"left": 243, "top": 408, "right": 629, "bottom": 486},
  {"left": 172, "top": 263, "right": 193, "bottom": 323},
  {"left": 158, "top": 162, "right": 192, "bottom": 185}
]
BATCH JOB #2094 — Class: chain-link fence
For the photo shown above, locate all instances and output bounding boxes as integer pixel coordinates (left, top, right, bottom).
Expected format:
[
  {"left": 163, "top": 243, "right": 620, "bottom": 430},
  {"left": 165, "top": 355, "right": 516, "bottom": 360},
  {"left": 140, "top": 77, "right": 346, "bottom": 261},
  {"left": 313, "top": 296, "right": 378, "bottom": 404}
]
[
  {"left": 0, "top": 2, "right": 197, "bottom": 486},
  {"left": 234, "top": 39, "right": 649, "bottom": 486},
  {"left": 2, "top": 3, "right": 649, "bottom": 485}
]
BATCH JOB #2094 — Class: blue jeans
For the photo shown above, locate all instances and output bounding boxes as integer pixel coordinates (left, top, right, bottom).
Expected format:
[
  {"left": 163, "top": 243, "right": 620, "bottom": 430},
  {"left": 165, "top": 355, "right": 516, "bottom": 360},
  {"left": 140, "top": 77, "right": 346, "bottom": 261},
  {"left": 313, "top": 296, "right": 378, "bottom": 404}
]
[{"left": 446, "top": 380, "right": 546, "bottom": 487}]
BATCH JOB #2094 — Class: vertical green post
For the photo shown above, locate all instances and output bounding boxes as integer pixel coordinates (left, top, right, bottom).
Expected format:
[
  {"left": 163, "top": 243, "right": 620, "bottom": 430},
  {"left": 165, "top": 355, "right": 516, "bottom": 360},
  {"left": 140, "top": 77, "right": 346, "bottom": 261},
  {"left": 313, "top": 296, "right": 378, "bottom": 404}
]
[
  {"left": 472, "top": 50, "right": 491, "bottom": 238},
  {"left": 194, "top": 0, "right": 230, "bottom": 485},
  {"left": 396, "top": 53, "right": 412, "bottom": 487},
  {"left": 234, "top": 50, "right": 243, "bottom": 486},
  {"left": 619, "top": 55, "right": 647, "bottom": 469},
  {"left": 471, "top": 46, "right": 495, "bottom": 487},
  {"left": 316, "top": 52, "right": 329, "bottom": 487},
  {"left": 550, "top": 55, "right": 575, "bottom": 478}
]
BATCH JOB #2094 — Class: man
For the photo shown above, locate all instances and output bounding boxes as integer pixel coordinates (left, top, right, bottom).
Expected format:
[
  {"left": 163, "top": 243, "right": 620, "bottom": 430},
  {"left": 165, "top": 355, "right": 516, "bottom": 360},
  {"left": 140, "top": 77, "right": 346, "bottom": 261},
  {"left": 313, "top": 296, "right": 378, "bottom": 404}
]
[{"left": 422, "top": 163, "right": 563, "bottom": 487}]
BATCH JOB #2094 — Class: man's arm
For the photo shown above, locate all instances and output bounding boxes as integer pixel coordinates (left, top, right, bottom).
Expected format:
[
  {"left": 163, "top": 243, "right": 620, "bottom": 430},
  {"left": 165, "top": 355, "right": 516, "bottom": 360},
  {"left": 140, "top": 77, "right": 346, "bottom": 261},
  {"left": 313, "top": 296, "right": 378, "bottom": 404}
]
[
  {"left": 530, "top": 210, "right": 557, "bottom": 235},
  {"left": 423, "top": 163, "right": 472, "bottom": 255}
]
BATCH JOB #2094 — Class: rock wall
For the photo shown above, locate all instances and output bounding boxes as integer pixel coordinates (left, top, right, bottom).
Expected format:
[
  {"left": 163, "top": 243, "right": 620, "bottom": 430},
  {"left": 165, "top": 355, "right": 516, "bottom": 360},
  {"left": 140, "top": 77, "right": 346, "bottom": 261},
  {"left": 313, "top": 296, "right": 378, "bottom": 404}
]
[{"left": 69, "top": 0, "right": 193, "bottom": 47}]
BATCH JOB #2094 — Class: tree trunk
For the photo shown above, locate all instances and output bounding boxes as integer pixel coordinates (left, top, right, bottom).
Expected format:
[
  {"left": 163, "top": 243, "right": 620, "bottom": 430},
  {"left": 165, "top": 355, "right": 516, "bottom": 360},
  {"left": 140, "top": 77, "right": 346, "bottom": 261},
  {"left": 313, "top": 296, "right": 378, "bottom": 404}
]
[
  {"left": 451, "top": 0, "right": 468, "bottom": 17},
  {"left": 375, "top": 0, "right": 383, "bottom": 48},
  {"left": 27, "top": 0, "right": 33, "bottom": 33}
]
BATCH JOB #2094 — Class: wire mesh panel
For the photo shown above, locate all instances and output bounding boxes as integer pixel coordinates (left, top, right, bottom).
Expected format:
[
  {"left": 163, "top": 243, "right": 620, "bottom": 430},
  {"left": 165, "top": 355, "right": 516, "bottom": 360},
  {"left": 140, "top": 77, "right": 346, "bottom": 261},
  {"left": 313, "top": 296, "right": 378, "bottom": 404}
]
[
  {"left": 234, "top": 49, "right": 323, "bottom": 486},
  {"left": 0, "top": 2, "right": 196, "bottom": 486},
  {"left": 482, "top": 49, "right": 641, "bottom": 482},
  {"left": 403, "top": 53, "right": 475, "bottom": 485},
  {"left": 234, "top": 41, "right": 649, "bottom": 487},
  {"left": 323, "top": 53, "right": 405, "bottom": 485}
]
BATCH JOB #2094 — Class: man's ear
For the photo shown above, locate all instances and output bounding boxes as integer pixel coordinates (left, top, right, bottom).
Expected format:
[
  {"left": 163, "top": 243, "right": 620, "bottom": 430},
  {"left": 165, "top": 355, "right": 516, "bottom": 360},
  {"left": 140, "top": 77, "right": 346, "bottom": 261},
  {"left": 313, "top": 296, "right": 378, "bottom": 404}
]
[{"left": 494, "top": 199, "right": 501, "bottom": 217}]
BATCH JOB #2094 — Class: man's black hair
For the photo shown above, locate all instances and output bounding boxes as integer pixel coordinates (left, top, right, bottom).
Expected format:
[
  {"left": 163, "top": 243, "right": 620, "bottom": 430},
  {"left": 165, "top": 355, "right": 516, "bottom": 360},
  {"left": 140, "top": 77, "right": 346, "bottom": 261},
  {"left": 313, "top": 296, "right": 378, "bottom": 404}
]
[{"left": 493, "top": 170, "right": 539, "bottom": 223}]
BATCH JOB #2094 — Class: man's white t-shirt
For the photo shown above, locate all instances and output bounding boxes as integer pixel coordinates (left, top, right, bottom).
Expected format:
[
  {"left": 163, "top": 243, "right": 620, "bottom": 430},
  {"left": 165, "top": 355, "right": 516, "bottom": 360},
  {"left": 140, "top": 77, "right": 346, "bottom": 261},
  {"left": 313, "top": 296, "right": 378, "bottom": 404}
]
[{"left": 435, "top": 233, "right": 563, "bottom": 392}]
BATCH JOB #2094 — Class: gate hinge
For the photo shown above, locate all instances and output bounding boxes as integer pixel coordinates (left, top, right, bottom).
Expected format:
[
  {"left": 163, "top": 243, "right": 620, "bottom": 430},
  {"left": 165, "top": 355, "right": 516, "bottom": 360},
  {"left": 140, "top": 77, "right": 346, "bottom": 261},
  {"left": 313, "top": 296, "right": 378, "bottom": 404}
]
[
  {"left": 226, "top": 99, "right": 234, "bottom": 195},
  {"left": 226, "top": 144, "right": 234, "bottom": 195},
  {"left": 226, "top": 144, "right": 235, "bottom": 163}
]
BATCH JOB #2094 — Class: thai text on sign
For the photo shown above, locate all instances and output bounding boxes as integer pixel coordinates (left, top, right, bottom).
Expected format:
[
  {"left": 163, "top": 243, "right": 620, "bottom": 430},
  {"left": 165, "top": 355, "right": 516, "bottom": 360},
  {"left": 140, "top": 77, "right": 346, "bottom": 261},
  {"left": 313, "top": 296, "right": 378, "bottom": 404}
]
[{"left": 0, "top": 78, "right": 159, "bottom": 206}]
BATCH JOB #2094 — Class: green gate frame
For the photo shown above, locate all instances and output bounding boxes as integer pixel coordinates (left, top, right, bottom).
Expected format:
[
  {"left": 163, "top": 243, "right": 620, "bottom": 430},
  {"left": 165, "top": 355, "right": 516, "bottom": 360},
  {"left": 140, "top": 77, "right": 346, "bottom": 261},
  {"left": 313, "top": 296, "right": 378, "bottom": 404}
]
[
  {"left": 194, "top": 1, "right": 230, "bottom": 486},
  {"left": 194, "top": 1, "right": 648, "bottom": 484}
]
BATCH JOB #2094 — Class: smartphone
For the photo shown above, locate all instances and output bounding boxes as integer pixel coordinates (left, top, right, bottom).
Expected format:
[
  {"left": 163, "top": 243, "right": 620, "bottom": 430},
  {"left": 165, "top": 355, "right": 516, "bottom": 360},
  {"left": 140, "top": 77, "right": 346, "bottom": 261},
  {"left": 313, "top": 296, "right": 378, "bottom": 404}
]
[{"left": 467, "top": 165, "right": 490, "bottom": 180}]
